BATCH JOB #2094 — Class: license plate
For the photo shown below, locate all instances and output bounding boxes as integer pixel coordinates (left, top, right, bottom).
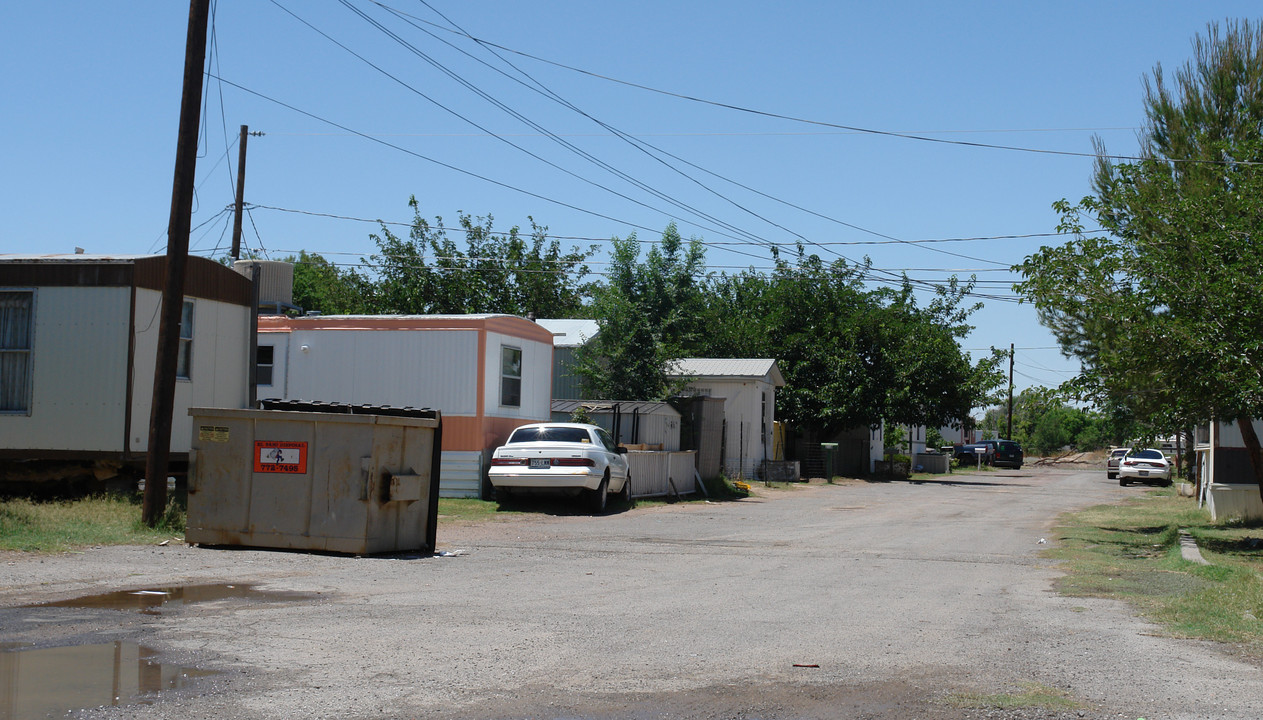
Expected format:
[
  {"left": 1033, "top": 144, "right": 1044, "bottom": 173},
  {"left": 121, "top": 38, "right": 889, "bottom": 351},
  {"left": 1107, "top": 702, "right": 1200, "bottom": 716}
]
[
  {"left": 1139, "top": 470, "right": 1149, "bottom": 476},
  {"left": 529, "top": 458, "right": 551, "bottom": 469}
]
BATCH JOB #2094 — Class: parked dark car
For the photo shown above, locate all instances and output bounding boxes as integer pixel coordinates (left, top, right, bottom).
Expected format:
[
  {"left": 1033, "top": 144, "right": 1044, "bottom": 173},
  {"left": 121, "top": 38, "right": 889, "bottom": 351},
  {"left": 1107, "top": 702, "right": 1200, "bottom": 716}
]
[
  {"left": 954, "top": 442, "right": 993, "bottom": 465},
  {"left": 989, "top": 439, "right": 1024, "bottom": 469},
  {"left": 953, "top": 439, "right": 1023, "bottom": 469}
]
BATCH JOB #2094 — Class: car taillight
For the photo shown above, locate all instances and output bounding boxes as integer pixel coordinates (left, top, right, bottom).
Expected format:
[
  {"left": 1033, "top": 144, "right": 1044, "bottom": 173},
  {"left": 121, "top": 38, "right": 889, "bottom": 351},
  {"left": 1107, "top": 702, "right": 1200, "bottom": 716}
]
[
  {"left": 490, "top": 458, "right": 527, "bottom": 466},
  {"left": 552, "top": 458, "right": 596, "bottom": 467}
]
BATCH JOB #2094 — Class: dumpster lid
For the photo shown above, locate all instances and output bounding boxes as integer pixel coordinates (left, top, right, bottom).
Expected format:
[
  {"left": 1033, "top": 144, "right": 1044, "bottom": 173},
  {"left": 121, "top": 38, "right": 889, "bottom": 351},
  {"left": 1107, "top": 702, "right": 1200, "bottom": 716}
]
[{"left": 259, "top": 398, "right": 439, "bottom": 420}]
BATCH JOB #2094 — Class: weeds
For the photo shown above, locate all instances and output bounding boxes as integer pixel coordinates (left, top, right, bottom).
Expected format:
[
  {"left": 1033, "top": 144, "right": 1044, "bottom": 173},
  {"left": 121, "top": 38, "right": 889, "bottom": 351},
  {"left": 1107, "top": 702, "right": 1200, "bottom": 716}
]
[
  {"left": 0, "top": 494, "right": 184, "bottom": 552},
  {"left": 1049, "top": 488, "right": 1263, "bottom": 654}
]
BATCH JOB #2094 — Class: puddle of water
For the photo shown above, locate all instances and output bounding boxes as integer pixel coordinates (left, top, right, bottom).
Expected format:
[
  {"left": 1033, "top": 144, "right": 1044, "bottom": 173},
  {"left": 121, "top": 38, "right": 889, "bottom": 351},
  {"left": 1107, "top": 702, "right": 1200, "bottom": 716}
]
[
  {"left": 0, "top": 641, "right": 216, "bottom": 718},
  {"left": 31, "top": 583, "right": 318, "bottom": 615}
]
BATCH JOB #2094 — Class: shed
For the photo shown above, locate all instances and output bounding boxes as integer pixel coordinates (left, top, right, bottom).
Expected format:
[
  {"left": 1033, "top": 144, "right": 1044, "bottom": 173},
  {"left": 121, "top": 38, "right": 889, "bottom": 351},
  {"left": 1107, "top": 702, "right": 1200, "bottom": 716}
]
[
  {"left": 550, "top": 399, "right": 681, "bottom": 450},
  {"left": 0, "top": 254, "right": 254, "bottom": 483},
  {"left": 534, "top": 318, "right": 599, "bottom": 400},
  {"left": 256, "top": 314, "right": 554, "bottom": 498},
  {"left": 669, "top": 358, "right": 785, "bottom": 480}
]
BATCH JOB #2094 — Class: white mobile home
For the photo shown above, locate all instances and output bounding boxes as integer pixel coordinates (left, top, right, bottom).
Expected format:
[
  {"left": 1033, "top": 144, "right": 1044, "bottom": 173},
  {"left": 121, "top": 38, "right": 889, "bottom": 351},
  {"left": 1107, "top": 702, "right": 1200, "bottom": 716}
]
[
  {"left": 256, "top": 314, "right": 554, "bottom": 497},
  {"left": 670, "top": 358, "right": 785, "bottom": 480},
  {"left": 0, "top": 254, "right": 254, "bottom": 481}
]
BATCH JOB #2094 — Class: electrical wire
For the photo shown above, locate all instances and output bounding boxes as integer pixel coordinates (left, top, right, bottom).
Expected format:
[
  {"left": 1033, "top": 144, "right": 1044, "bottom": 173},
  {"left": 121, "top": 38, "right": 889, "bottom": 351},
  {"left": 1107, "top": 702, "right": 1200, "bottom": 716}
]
[
  {"left": 273, "top": 0, "right": 782, "bottom": 254},
  {"left": 385, "top": 5, "right": 1259, "bottom": 167}
]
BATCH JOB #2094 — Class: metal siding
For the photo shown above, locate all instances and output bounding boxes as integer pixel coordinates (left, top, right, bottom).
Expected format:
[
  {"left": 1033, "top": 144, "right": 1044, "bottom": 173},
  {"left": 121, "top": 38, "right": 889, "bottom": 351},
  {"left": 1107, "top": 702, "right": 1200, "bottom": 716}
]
[
  {"left": 0, "top": 286, "right": 130, "bottom": 452},
  {"left": 551, "top": 346, "right": 587, "bottom": 400},
  {"left": 625, "top": 451, "right": 697, "bottom": 498},
  {"left": 439, "top": 450, "right": 483, "bottom": 498},
  {"left": 282, "top": 329, "right": 478, "bottom": 414},
  {"left": 128, "top": 292, "right": 251, "bottom": 455},
  {"left": 172, "top": 299, "right": 251, "bottom": 453},
  {"left": 484, "top": 331, "right": 551, "bottom": 421},
  {"left": 256, "top": 335, "right": 288, "bottom": 400},
  {"left": 128, "top": 289, "right": 161, "bottom": 451}
]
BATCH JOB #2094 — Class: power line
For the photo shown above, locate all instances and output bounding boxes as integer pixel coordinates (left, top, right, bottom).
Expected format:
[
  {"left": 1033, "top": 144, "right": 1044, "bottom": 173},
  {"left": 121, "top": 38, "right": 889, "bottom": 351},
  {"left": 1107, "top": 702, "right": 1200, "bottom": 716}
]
[
  {"left": 393, "top": 8, "right": 1259, "bottom": 167},
  {"left": 274, "top": 0, "right": 787, "bottom": 254},
  {"left": 393, "top": 0, "right": 1013, "bottom": 272},
  {"left": 245, "top": 201, "right": 1089, "bottom": 248}
]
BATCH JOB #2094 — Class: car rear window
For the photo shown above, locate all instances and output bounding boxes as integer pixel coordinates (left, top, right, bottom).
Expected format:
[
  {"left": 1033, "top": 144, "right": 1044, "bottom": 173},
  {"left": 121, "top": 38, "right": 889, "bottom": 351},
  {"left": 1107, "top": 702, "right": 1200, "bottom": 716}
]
[
  {"left": 1111, "top": 448, "right": 1129, "bottom": 457},
  {"left": 997, "top": 441, "right": 1020, "bottom": 452},
  {"left": 1130, "top": 449, "right": 1162, "bottom": 459},
  {"left": 507, "top": 427, "right": 592, "bottom": 444}
]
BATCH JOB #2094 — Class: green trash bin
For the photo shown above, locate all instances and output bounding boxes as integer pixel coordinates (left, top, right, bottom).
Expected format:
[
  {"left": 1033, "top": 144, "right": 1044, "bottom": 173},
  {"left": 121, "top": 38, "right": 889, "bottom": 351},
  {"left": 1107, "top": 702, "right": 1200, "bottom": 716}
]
[{"left": 820, "top": 442, "right": 838, "bottom": 481}]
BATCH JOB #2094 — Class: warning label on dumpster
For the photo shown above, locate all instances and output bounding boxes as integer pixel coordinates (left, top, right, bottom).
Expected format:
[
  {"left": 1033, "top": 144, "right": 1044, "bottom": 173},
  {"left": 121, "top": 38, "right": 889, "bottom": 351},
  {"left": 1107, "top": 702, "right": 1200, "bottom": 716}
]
[
  {"left": 199, "top": 425, "right": 230, "bottom": 443},
  {"left": 254, "top": 441, "right": 308, "bottom": 474}
]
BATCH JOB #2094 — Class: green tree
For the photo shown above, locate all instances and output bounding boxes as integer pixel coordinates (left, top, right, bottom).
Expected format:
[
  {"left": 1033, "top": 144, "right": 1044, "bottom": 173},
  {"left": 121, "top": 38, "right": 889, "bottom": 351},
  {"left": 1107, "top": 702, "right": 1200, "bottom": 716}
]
[
  {"left": 572, "top": 224, "right": 707, "bottom": 400},
  {"left": 1016, "top": 20, "right": 1263, "bottom": 498},
  {"left": 290, "top": 251, "right": 377, "bottom": 314},
  {"left": 367, "top": 197, "right": 596, "bottom": 317},
  {"left": 696, "top": 250, "right": 1004, "bottom": 436}
]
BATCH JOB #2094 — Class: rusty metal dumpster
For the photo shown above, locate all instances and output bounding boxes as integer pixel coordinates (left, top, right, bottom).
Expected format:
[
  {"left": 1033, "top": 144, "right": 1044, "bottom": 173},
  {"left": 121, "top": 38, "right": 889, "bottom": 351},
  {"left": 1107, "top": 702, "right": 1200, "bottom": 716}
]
[{"left": 186, "top": 403, "right": 441, "bottom": 554}]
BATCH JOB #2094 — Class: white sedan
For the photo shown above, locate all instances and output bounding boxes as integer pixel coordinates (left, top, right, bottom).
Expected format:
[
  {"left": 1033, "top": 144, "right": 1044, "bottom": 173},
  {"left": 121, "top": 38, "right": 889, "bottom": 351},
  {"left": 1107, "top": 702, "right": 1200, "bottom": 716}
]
[
  {"left": 1118, "top": 448, "right": 1173, "bottom": 486},
  {"left": 488, "top": 423, "right": 631, "bottom": 512}
]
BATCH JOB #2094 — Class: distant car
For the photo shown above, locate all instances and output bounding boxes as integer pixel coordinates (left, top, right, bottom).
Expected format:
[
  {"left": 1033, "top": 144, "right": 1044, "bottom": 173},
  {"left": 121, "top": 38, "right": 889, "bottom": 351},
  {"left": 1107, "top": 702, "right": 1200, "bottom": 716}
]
[
  {"left": 1105, "top": 447, "right": 1129, "bottom": 479},
  {"left": 990, "top": 440, "right": 1024, "bottom": 469},
  {"left": 954, "top": 443, "right": 993, "bottom": 465},
  {"left": 488, "top": 423, "right": 631, "bottom": 512},
  {"left": 1117, "top": 448, "right": 1172, "bottom": 486},
  {"left": 953, "top": 440, "right": 1022, "bottom": 468}
]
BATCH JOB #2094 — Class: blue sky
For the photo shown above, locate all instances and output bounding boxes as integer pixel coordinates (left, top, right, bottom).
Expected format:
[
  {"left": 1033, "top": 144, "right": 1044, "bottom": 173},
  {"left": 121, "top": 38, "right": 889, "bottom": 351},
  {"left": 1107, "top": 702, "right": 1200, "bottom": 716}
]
[{"left": 3, "top": 1, "right": 1259, "bottom": 399}]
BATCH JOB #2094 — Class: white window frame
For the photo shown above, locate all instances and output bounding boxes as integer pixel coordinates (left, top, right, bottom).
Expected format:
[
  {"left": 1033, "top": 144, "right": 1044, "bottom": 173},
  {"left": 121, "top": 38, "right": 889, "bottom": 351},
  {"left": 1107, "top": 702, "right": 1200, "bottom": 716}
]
[
  {"left": 0, "top": 289, "right": 35, "bottom": 414},
  {"left": 500, "top": 345, "right": 522, "bottom": 408},
  {"left": 176, "top": 299, "right": 194, "bottom": 380}
]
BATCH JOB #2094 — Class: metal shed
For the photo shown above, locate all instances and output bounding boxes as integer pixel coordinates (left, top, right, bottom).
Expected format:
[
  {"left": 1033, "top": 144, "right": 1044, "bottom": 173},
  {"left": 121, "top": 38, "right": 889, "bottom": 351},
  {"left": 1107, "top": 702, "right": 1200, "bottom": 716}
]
[{"left": 550, "top": 400, "right": 681, "bottom": 451}]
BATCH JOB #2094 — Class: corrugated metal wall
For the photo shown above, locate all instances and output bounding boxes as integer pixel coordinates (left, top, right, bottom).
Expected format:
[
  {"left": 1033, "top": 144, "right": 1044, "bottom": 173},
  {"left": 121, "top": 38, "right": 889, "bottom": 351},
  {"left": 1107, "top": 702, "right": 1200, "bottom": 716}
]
[
  {"left": 0, "top": 286, "right": 130, "bottom": 452},
  {"left": 131, "top": 290, "right": 251, "bottom": 454},
  {"left": 282, "top": 329, "right": 480, "bottom": 414},
  {"left": 483, "top": 330, "right": 552, "bottom": 421},
  {"left": 438, "top": 450, "right": 483, "bottom": 498},
  {"left": 551, "top": 346, "right": 587, "bottom": 400},
  {"left": 626, "top": 451, "right": 697, "bottom": 498}
]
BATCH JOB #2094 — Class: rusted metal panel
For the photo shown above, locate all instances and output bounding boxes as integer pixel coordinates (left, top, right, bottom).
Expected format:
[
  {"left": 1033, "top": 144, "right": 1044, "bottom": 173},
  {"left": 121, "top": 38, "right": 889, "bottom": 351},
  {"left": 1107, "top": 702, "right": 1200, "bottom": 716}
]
[{"left": 186, "top": 406, "right": 442, "bottom": 554}]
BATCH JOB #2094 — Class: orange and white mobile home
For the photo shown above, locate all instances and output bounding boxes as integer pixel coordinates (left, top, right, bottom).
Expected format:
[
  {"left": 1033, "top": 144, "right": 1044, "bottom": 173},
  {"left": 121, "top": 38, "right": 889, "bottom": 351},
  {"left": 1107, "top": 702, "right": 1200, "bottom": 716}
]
[{"left": 256, "top": 314, "right": 553, "bottom": 497}]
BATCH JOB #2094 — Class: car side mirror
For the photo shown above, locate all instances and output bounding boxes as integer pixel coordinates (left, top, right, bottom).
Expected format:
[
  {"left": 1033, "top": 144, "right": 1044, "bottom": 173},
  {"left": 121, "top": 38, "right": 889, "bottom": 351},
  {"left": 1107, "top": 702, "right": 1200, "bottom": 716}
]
[{"left": 616, "top": 446, "right": 628, "bottom": 454}]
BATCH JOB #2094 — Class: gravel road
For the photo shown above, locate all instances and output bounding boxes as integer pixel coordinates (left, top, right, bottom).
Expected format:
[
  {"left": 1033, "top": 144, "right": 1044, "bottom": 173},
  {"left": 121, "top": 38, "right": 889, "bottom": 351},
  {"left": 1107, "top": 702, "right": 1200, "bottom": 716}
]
[{"left": 2, "top": 465, "right": 1260, "bottom": 719}]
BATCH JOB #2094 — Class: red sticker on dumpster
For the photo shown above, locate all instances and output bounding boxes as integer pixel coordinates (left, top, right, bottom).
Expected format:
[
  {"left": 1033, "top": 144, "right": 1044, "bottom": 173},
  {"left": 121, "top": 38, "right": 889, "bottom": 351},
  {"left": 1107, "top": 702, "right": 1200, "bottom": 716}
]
[{"left": 254, "top": 441, "right": 308, "bottom": 474}]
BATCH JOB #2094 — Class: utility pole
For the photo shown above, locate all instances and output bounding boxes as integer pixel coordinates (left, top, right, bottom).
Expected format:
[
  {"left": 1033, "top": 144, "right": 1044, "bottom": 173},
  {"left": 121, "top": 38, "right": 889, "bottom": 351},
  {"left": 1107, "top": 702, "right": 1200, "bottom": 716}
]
[
  {"left": 144, "top": 0, "right": 211, "bottom": 526},
  {"left": 1006, "top": 343, "right": 1015, "bottom": 440},
  {"left": 230, "top": 124, "right": 249, "bottom": 261}
]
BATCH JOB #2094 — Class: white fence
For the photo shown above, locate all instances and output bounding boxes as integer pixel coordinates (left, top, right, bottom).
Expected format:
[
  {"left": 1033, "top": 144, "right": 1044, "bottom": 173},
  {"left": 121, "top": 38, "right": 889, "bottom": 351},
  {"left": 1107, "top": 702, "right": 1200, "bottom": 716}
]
[{"left": 626, "top": 450, "right": 698, "bottom": 498}]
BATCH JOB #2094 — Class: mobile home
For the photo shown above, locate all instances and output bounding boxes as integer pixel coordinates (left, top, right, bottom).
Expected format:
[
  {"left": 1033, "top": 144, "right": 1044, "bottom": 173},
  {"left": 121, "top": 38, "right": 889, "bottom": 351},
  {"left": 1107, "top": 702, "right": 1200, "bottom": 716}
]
[
  {"left": 0, "top": 254, "right": 253, "bottom": 484},
  {"left": 256, "top": 314, "right": 554, "bottom": 497}
]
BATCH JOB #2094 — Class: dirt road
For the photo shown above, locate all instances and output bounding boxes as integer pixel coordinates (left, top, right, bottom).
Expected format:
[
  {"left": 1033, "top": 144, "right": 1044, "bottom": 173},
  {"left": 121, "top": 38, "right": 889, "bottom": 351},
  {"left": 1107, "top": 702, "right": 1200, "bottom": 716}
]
[{"left": 2, "top": 466, "right": 1259, "bottom": 719}]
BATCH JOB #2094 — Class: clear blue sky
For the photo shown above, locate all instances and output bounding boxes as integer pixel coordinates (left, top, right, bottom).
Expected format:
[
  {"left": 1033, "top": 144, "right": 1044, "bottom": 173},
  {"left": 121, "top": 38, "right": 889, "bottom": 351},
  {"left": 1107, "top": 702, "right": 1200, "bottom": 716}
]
[{"left": 3, "top": 1, "right": 1259, "bottom": 400}]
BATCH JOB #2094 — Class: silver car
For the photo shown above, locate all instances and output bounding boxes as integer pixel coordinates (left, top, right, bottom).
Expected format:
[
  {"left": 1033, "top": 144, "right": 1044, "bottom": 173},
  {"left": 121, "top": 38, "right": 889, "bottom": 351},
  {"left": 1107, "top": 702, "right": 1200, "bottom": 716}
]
[{"left": 1105, "top": 447, "right": 1129, "bottom": 479}]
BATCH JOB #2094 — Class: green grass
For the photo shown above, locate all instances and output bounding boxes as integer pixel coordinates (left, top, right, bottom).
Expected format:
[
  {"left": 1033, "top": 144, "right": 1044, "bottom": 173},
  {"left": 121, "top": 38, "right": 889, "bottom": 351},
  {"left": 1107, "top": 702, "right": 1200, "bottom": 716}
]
[
  {"left": 943, "top": 682, "right": 1081, "bottom": 711},
  {"left": 0, "top": 494, "right": 184, "bottom": 552},
  {"left": 436, "top": 497, "right": 522, "bottom": 521},
  {"left": 1049, "top": 487, "right": 1263, "bottom": 654}
]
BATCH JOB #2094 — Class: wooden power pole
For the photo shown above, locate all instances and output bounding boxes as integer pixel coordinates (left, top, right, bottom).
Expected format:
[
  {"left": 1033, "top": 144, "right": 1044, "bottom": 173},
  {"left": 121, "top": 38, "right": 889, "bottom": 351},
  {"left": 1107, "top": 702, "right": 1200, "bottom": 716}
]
[
  {"left": 1006, "top": 343, "right": 1015, "bottom": 440},
  {"left": 144, "top": 0, "right": 211, "bottom": 526},
  {"left": 230, "top": 124, "right": 249, "bottom": 261}
]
